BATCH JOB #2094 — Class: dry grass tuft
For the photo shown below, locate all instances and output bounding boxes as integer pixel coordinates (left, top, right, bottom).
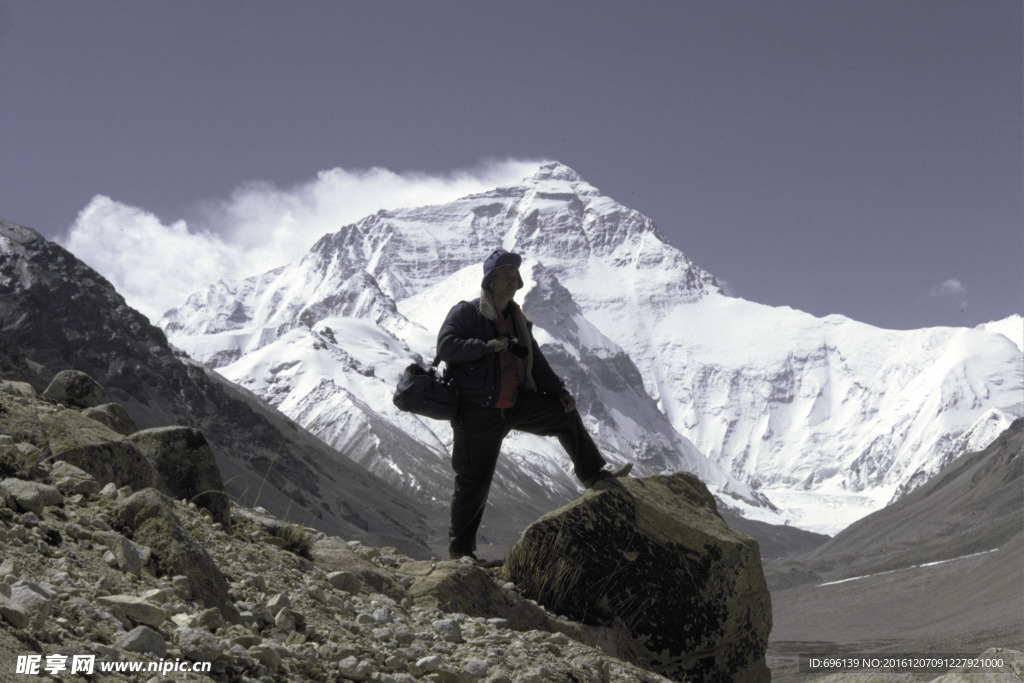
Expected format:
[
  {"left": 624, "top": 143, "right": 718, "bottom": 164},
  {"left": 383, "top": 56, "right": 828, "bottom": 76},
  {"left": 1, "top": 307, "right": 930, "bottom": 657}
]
[
  {"left": 503, "top": 525, "right": 587, "bottom": 619},
  {"left": 271, "top": 522, "right": 314, "bottom": 559}
]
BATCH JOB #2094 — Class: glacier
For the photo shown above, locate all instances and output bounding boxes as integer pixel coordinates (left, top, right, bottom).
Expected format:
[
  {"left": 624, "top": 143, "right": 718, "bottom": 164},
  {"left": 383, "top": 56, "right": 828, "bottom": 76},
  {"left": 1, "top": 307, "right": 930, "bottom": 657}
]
[{"left": 160, "top": 162, "right": 1023, "bottom": 537}]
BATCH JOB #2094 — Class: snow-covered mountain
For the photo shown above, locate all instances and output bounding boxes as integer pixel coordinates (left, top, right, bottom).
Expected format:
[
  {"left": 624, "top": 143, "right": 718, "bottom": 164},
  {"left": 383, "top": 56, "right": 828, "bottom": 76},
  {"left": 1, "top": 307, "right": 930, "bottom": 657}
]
[
  {"left": 979, "top": 315, "right": 1023, "bottom": 352},
  {"left": 160, "top": 163, "right": 1023, "bottom": 536}
]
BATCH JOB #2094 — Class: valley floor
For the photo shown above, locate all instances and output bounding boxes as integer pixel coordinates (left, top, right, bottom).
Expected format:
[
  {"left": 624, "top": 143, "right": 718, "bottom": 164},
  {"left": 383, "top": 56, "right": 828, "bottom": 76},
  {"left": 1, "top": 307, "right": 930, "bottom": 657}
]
[{"left": 766, "top": 536, "right": 1023, "bottom": 681}]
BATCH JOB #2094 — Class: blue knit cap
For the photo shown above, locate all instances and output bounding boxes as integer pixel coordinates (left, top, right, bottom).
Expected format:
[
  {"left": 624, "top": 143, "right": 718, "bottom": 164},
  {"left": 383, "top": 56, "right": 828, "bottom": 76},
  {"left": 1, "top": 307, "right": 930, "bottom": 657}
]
[{"left": 481, "top": 248, "right": 524, "bottom": 289}]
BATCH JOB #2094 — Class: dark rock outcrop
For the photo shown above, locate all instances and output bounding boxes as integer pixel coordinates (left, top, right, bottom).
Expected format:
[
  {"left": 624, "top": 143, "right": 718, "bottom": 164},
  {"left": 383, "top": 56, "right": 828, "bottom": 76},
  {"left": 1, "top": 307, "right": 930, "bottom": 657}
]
[
  {"left": 505, "top": 472, "right": 772, "bottom": 681},
  {"left": 127, "top": 426, "right": 231, "bottom": 527},
  {"left": 115, "top": 487, "right": 240, "bottom": 623}
]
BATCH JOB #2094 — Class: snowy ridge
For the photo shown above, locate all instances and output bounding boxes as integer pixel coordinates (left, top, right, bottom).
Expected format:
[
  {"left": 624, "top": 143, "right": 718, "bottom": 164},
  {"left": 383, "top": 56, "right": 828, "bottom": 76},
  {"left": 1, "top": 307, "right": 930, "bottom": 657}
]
[
  {"left": 160, "top": 162, "right": 1023, "bottom": 535},
  {"left": 979, "top": 315, "right": 1023, "bottom": 352}
]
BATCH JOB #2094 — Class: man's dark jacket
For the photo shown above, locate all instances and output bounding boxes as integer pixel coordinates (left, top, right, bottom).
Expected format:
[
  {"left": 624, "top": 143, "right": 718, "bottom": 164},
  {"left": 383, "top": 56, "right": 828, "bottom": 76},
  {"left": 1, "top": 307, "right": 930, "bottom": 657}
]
[{"left": 437, "top": 298, "right": 565, "bottom": 408}]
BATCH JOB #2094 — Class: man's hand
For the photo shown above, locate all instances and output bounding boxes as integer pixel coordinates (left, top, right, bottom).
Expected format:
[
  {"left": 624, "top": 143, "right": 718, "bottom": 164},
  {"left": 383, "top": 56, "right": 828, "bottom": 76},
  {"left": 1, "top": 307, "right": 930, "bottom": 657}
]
[
  {"left": 559, "top": 393, "right": 577, "bottom": 413},
  {"left": 492, "top": 338, "right": 509, "bottom": 353}
]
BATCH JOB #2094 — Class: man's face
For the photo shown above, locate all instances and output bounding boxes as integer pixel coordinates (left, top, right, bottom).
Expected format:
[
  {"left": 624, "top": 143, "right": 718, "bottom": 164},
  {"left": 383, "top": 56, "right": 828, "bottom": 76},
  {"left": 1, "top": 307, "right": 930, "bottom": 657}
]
[{"left": 489, "top": 266, "right": 520, "bottom": 300}]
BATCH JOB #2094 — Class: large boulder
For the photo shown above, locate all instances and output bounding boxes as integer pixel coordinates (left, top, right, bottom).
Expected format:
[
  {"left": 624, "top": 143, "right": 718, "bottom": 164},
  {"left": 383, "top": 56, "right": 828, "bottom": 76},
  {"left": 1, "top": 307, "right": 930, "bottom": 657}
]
[
  {"left": 42, "top": 370, "right": 109, "bottom": 408},
  {"left": 504, "top": 473, "right": 772, "bottom": 682},
  {"left": 127, "top": 427, "right": 230, "bottom": 527},
  {"left": 40, "top": 409, "right": 158, "bottom": 491}
]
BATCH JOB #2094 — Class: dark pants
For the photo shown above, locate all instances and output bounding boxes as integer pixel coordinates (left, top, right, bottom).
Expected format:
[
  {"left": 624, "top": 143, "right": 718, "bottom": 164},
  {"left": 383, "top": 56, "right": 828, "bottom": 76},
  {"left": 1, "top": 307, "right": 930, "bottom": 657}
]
[{"left": 448, "top": 391, "right": 606, "bottom": 557}]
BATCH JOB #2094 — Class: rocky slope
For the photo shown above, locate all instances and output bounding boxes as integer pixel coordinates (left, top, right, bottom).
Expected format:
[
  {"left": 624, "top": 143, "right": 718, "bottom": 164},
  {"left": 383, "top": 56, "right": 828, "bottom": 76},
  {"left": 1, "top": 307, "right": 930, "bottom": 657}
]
[
  {"left": 1, "top": 374, "right": 684, "bottom": 682},
  {"left": 0, "top": 218, "right": 436, "bottom": 558}
]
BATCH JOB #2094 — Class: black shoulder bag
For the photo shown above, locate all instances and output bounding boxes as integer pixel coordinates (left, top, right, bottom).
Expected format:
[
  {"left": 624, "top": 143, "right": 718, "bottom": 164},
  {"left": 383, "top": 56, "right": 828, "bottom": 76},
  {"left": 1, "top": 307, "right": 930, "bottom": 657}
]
[{"left": 392, "top": 355, "right": 459, "bottom": 421}]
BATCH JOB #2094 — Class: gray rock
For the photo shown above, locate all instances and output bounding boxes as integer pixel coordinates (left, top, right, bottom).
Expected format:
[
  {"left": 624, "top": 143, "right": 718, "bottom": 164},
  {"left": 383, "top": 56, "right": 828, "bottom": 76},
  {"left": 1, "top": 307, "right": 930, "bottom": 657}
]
[
  {"left": 0, "top": 380, "right": 36, "bottom": 398},
  {"left": 171, "top": 575, "right": 192, "bottom": 599},
  {"left": 139, "top": 588, "right": 171, "bottom": 604},
  {"left": 463, "top": 657, "right": 490, "bottom": 679},
  {"left": 175, "top": 627, "right": 223, "bottom": 661},
  {"left": 250, "top": 644, "right": 281, "bottom": 673},
  {"left": 0, "top": 478, "right": 62, "bottom": 516},
  {"left": 81, "top": 402, "right": 138, "bottom": 436},
  {"left": 274, "top": 607, "right": 299, "bottom": 632},
  {"left": 266, "top": 592, "right": 291, "bottom": 612},
  {"left": 327, "top": 570, "right": 363, "bottom": 594},
  {"left": 115, "top": 624, "right": 167, "bottom": 656},
  {"left": 126, "top": 427, "right": 231, "bottom": 527},
  {"left": 432, "top": 618, "right": 464, "bottom": 643},
  {"left": 311, "top": 536, "right": 404, "bottom": 599},
  {"left": 42, "top": 370, "right": 109, "bottom": 408},
  {"left": 50, "top": 459, "right": 102, "bottom": 497},
  {"left": 97, "top": 595, "right": 166, "bottom": 628},
  {"left": 9, "top": 579, "right": 54, "bottom": 629},
  {"left": 225, "top": 643, "right": 256, "bottom": 670},
  {"left": 505, "top": 472, "right": 772, "bottom": 682},
  {"left": 0, "top": 485, "right": 13, "bottom": 512},
  {"left": 306, "top": 583, "right": 327, "bottom": 604},
  {"left": 403, "top": 560, "right": 551, "bottom": 632},
  {"left": 0, "top": 593, "right": 29, "bottom": 628},
  {"left": 338, "top": 655, "right": 375, "bottom": 680},
  {"left": 94, "top": 531, "right": 152, "bottom": 576},
  {"left": 415, "top": 655, "right": 443, "bottom": 674},
  {"left": 0, "top": 441, "right": 44, "bottom": 479},
  {"left": 192, "top": 607, "right": 226, "bottom": 632}
]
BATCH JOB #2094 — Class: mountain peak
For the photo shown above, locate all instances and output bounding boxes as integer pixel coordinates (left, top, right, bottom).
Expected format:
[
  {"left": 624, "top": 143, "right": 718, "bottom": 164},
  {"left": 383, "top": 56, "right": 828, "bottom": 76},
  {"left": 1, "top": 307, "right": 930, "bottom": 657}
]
[{"left": 529, "top": 161, "right": 585, "bottom": 184}]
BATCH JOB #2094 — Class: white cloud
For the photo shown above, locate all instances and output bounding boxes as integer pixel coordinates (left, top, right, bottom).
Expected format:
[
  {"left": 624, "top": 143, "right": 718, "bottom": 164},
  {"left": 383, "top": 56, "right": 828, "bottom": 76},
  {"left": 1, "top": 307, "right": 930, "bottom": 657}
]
[
  {"left": 930, "top": 277, "right": 969, "bottom": 311},
  {"left": 931, "top": 277, "right": 968, "bottom": 298},
  {"left": 61, "top": 196, "right": 236, "bottom": 322},
  {"left": 58, "top": 159, "right": 544, "bottom": 322}
]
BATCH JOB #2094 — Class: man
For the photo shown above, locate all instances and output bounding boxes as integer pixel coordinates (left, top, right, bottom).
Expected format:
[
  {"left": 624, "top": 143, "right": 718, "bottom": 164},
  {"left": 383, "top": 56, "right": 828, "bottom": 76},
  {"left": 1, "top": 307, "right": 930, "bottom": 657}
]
[{"left": 437, "top": 248, "right": 629, "bottom": 562}]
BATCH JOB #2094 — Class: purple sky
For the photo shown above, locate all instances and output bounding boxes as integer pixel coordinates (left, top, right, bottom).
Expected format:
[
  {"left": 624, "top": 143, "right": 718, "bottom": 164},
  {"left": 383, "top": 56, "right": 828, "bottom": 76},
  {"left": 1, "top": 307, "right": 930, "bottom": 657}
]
[{"left": 1, "top": 1, "right": 1020, "bottom": 329}]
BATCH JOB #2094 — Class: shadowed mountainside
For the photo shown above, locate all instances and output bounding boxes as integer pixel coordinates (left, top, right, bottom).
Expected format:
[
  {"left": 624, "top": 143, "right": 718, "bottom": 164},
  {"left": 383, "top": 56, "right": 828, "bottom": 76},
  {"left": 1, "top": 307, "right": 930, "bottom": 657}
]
[
  {"left": 766, "top": 419, "right": 1023, "bottom": 678},
  {"left": 0, "top": 219, "right": 436, "bottom": 557}
]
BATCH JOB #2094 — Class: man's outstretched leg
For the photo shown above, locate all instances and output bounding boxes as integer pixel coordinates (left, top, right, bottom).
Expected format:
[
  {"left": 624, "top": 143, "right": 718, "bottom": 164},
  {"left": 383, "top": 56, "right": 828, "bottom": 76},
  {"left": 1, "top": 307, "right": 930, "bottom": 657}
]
[{"left": 504, "top": 391, "right": 612, "bottom": 484}]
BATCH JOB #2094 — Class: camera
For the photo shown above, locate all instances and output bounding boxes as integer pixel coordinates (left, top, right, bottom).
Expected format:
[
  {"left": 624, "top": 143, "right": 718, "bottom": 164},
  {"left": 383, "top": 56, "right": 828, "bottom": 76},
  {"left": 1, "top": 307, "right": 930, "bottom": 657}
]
[{"left": 503, "top": 335, "right": 529, "bottom": 359}]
